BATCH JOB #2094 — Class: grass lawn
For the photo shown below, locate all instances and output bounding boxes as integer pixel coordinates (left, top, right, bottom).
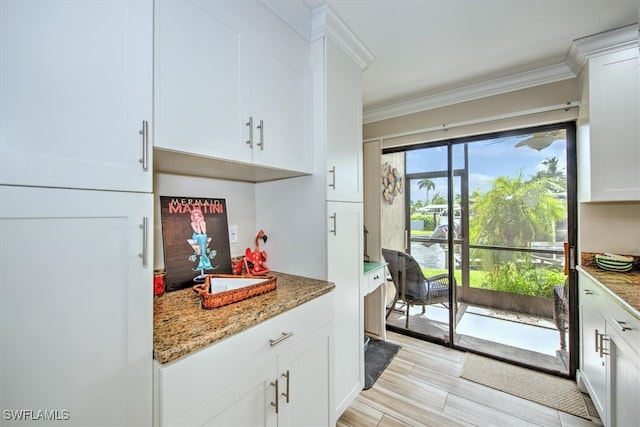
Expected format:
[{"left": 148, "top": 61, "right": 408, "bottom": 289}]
[{"left": 422, "top": 268, "right": 486, "bottom": 287}]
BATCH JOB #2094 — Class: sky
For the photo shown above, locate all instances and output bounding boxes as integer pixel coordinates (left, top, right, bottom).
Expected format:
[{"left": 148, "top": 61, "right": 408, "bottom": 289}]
[{"left": 404, "top": 134, "right": 567, "bottom": 203}]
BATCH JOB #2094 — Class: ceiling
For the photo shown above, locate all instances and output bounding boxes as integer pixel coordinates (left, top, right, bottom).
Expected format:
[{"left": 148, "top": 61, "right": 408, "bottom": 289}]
[{"left": 305, "top": 0, "right": 638, "bottom": 120}]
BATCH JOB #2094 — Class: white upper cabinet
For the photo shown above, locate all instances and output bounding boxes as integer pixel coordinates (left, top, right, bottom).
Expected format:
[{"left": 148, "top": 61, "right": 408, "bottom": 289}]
[
  {"left": 325, "top": 37, "right": 364, "bottom": 202},
  {"left": 0, "top": 0, "right": 153, "bottom": 192},
  {"left": 242, "top": 4, "right": 311, "bottom": 173},
  {"left": 578, "top": 46, "right": 640, "bottom": 202},
  {"left": 153, "top": 1, "right": 246, "bottom": 163},
  {"left": 153, "top": 0, "right": 311, "bottom": 180}
]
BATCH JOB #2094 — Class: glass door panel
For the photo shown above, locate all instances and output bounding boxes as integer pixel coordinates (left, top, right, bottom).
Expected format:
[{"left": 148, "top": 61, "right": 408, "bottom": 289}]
[{"left": 382, "top": 125, "right": 574, "bottom": 376}]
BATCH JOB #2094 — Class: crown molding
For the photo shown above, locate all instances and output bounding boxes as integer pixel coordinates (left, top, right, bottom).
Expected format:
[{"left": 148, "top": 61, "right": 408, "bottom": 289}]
[
  {"left": 311, "top": 4, "right": 375, "bottom": 70},
  {"left": 364, "top": 23, "right": 639, "bottom": 124},
  {"left": 261, "top": 1, "right": 375, "bottom": 70},
  {"left": 566, "top": 23, "right": 639, "bottom": 75},
  {"left": 363, "top": 62, "right": 575, "bottom": 124},
  {"left": 260, "top": 0, "right": 314, "bottom": 41}
]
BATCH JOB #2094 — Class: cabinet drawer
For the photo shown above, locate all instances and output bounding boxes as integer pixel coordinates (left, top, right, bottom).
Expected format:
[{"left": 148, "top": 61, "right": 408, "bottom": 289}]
[
  {"left": 364, "top": 266, "right": 385, "bottom": 295},
  {"left": 604, "top": 300, "right": 640, "bottom": 351},
  {"left": 578, "top": 274, "right": 609, "bottom": 313},
  {"left": 157, "top": 291, "right": 333, "bottom": 426},
  {"left": 579, "top": 272, "right": 639, "bottom": 354}
]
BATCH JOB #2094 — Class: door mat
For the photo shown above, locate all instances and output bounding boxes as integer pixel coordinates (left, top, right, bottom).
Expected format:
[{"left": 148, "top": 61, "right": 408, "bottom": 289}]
[
  {"left": 460, "top": 352, "right": 590, "bottom": 419},
  {"left": 364, "top": 338, "right": 401, "bottom": 390}
]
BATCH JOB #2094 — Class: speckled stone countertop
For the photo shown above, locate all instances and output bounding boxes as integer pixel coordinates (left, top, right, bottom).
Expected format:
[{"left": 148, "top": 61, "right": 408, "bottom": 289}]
[
  {"left": 580, "top": 252, "right": 640, "bottom": 315},
  {"left": 153, "top": 272, "right": 335, "bottom": 364}
]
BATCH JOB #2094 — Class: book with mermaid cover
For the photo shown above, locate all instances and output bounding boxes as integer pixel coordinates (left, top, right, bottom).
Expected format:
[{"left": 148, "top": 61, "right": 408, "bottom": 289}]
[{"left": 159, "top": 196, "right": 232, "bottom": 292}]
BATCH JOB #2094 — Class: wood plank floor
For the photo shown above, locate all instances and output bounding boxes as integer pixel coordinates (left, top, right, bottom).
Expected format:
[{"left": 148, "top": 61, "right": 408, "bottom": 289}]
[{"left": 337, "top": 331, "right": 602, "bottom": 427}]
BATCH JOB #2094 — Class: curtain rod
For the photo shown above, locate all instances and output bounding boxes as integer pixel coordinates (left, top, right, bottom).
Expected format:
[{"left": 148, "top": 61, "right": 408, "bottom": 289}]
[{"left": 362, "top": 101, "right": 580, "bottom": 143}]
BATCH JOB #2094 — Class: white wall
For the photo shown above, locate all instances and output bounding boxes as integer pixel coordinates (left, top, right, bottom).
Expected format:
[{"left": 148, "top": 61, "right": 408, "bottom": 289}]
[
  {"left": 579, "top": 203, "right": 640, "bottom": 256},
  {"left": 153, "top": 173, "right": 256, "bottom": 269}
]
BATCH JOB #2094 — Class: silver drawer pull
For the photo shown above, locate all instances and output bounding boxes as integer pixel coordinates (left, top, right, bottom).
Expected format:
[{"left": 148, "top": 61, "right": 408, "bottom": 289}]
[
  {"left": 246, "top": 116, "right": 253, "bottom": 148},
  {"left": 599, "top": 333, "right": 609, "bottom": 357},
  {"left": 269, "top": 331, "right": 293, "bottom": 347},
  {"left": 613, "top": 319, "right": 632, "bottom": 332},
  {"left": 257, "top": 119, "right": 264, "bottom": 150},
  {"left": 583, "top": 289, "right": 594, "bottom": 295},
  {"left": 328, "top": 166, "right": 336, "bottom": 189},
  {"left": 138, "top": 120, "right": 149, "bottom": 171},
  {"left": 270, "top": 380, "right": 279, "bottom": 414},
  {"left": 281, "top": 370, "right": 290, "bottom": 403}
]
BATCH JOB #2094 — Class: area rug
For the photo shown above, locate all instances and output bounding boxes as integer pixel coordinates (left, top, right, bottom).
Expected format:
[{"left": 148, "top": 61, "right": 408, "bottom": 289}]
[
  {"left": 364, "top": 339, "right": 401, "bottom": 390},
  {"left": 460, "top": 353, "right": 590, "bottom": 419}
]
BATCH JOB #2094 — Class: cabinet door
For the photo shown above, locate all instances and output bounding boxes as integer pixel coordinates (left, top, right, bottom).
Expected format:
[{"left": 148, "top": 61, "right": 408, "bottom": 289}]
[
  {"left": 278, "top": 324, "right": 333, "bottom": 426},
  {"left": 0, "top": 186, "right": 153, "bottom": 426},
  {"left": 606, "top": 326, "right": 640, "bottom": 427},
  {"left": 580, "top": 297, "right": 607, "bottom": 420},
  {"left": 0, "top": 1, "right": 152, "bottom": 192},
  {"left": 587, "top": 48, "right": 640, "bottom": 201},
  {"left": 172, "top": 359, "right": 278, "bottom": 427},
  {"left": 245, "top": 8, "right": 311, "bottom": 174},
  {"left": 154, "top": 0, "right": 248, "bottom": 164},
  {"left": 327, "top": 201, "right": 363, "bottom": 416},
  {"left": 326, "top": 37, "right": 363, "bottom": 202}
]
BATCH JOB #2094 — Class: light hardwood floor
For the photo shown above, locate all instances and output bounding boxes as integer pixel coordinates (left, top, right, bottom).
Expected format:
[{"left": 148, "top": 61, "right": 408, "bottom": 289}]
[{"left": 337, "top": 331, "right": 602, "bottom": 427}]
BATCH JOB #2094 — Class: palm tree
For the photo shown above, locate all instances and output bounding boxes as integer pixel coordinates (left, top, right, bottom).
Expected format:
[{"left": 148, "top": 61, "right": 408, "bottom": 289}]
[
  {"left": 469, "top": 172, "right": 565, "bottom": 265},
  {"left": 532, "top": 156, "right": 566, "bottom": 194},
  {"left": 534, "top": 157, "right": 563, "bottom": 179},
  {"left": 417, "top": 179, "right": 435, "bottom": 203}
]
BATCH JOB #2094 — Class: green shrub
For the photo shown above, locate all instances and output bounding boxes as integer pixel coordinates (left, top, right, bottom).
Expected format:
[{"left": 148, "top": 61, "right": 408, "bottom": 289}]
[{"left": 476, "top": 262, "right": 563, "bottom": 298}]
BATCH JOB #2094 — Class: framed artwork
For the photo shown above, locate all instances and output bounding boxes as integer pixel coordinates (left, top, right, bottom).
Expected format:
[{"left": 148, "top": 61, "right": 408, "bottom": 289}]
[
  {"left": 159, "top": 196, "right": 232, "bottom": 292},
  {"left": 381, "top": 161, "right": 403, "bottom": 204}
]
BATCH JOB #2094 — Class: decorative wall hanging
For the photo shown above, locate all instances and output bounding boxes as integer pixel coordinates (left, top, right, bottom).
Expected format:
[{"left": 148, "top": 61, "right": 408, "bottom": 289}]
[
  {"left": 159, "top": 196, "right": 232, "bottom": 292},
  {"left": 381, "top": 161, "right": 403, "bottom": 204}
]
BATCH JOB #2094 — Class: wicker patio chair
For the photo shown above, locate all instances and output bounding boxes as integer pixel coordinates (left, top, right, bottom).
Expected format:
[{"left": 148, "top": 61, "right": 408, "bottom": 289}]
[
  {"left": 552, "top": 278, "right": 569, "bottom": 350},
  {"left": 382, "top": 248, "right": 453, "bottom": 328}
]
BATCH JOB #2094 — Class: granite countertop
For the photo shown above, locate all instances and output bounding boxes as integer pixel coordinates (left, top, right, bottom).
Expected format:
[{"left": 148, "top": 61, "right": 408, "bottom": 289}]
[
  {"left": 153, "top": 271, "right": 335, "bottom": 364},
  {"left": 580, "top": 252, "right": 640, "bottom": 315}
]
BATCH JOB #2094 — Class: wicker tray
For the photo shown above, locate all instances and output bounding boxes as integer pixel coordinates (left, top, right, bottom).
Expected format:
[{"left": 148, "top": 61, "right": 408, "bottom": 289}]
[{"left": 193, "top": 274, "right": 277, "bottom": 309}]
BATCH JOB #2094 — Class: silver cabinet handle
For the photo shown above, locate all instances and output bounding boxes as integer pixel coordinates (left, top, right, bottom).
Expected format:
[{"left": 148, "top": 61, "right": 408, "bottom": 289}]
[
  {"left": 257, "top": 119, "right": 264, "bottom": 150},
  {"left": 328, "top": 166, "right": 336, "bottom": 189},
  {"left": 583, "top": 289, "right": 594, "bottom": 295},
  {"left": 270, "top": 380, "right": 279, "bottom": 414},
  {"left": 269, "top": 331, "right": 293, "bottom": 347},
  {"left": 246, "top": 116, "right": 253, "bottom": 148},
  {"left": 599, "top": 333, "right": 609, "bottom": 357},
  {"left": 138, "top": 120, "right": 149, "bottom": 171},
  {"left": 595, "top": 329, "right": 600, "bottom": 353},
  {"left": 281, "top": 370, "right": 290, "bottom": 403},
  {"left": 613, "top": 319, "right": 632, "bottom": 332},
  {"left": 139, "top": 217, "right": 149, "bottom": 268},
  {"left": 329, "top": 213, "right": 337, "bottom": 235}
]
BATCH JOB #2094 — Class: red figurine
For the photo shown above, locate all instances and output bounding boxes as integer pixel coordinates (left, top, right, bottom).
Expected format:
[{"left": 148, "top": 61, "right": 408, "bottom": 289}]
[{"left": 244, "top": 230, "right": 269, "bottom": 275}]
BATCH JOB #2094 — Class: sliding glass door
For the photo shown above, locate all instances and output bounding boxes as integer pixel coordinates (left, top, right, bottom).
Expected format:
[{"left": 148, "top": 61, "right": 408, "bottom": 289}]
[{"left": 382, "top": 123, "right": 576, "bottom": 376}]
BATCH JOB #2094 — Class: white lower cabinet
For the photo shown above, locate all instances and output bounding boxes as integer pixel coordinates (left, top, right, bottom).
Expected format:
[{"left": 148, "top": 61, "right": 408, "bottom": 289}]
[
  {"left": 578, "top": 269, "right": 640, "bottom": 426},
  {"left": 0, "top": 185, "right": 153, "bottom": 426},
  {"left": 606, "top": 324, "right": 640, "bottom": 427},
  {"left": 154, "top": 292, "right": 334, "bottom": 427},
  {"left": 327, "top": 201, "right": 364, "bottom": 416},
  {"left": 579, "top": 285, "right": 607, "bottom": 419}
]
